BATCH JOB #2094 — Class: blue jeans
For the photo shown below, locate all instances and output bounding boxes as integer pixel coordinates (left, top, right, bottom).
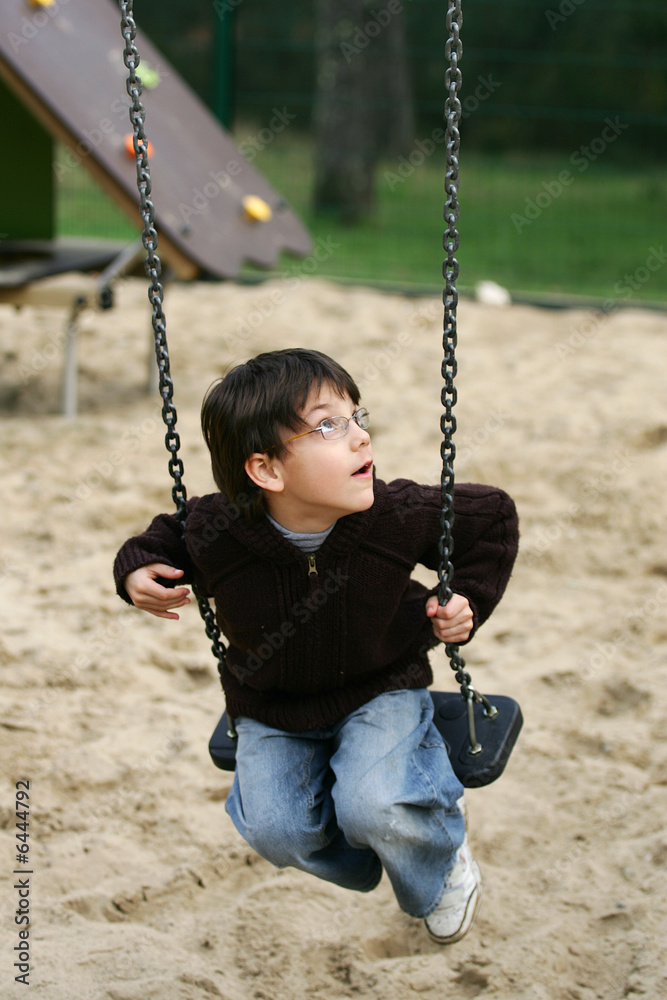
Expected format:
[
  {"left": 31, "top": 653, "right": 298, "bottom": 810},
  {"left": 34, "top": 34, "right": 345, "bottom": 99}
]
[{"left": 225, "top": 688, "right": 465, "bottom": 918}]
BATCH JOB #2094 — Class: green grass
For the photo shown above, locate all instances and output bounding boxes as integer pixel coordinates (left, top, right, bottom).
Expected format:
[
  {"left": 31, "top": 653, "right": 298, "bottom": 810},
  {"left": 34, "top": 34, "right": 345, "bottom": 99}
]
[
  {"left": 56, "top": 136, "right": 667, "bottom": 304},
  {"left": 55, "top": 149, "right": 137, "bottom": 241}
]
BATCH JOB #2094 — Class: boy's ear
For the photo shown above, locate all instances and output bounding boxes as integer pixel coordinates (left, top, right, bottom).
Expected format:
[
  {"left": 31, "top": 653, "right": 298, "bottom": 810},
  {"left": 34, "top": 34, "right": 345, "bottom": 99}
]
[{"left": 244, "top": 453, "right": 285, "bottom": 493}]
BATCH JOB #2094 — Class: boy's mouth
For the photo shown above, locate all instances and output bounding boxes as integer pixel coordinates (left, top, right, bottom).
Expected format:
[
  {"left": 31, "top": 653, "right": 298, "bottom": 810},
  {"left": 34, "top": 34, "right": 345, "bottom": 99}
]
[{"left": 352, "top": 461, "right": 373, "bottom": 477}]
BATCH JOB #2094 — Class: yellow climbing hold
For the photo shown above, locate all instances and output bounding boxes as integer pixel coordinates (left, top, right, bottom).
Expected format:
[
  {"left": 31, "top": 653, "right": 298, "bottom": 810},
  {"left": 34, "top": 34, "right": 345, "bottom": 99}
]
[
  {"left": 242, "top": 195, "right": 272, "bottom": 223},
  {"left": 29, "top": 0, "right": 55, "bottom": 7},
  {"left": 141, "top": 65, "right": 161, "bottom": 90}
]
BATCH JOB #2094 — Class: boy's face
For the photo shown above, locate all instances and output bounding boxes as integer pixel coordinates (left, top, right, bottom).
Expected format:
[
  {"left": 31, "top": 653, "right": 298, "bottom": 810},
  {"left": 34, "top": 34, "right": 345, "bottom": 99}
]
[{"left": 259, "top": 384, "right": 374, "bottom": 532}]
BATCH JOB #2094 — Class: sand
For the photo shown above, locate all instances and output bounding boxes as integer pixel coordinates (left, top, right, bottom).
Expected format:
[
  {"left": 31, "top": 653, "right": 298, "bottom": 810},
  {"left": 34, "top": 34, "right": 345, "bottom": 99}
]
[{"left": 1, "top": 275, "right": 666, "bottom": 1000}]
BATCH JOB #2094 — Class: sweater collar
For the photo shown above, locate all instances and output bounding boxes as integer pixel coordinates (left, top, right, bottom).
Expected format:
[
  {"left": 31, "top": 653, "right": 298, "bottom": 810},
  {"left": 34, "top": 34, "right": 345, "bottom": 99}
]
[{"left": 225, "top": 475, "right": 385, "bottom": 563}]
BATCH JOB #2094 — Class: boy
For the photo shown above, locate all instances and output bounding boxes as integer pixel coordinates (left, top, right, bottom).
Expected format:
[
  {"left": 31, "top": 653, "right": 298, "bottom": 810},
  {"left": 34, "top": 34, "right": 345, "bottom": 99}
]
[{"left": 114, "top": 348, "right": 518, "bottom": 943}]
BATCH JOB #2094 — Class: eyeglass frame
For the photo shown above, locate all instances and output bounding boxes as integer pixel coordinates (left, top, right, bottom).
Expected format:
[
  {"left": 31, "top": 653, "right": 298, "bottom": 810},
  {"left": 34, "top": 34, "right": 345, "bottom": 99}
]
[{"left": 281, "top": 407, "right": 370, "bottom": 445}]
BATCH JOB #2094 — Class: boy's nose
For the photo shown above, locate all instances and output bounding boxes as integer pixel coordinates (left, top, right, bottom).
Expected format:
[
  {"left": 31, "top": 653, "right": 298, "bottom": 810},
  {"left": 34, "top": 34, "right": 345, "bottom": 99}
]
[{"left": 351, "top": 422, "right": 371, "bottom": 446}]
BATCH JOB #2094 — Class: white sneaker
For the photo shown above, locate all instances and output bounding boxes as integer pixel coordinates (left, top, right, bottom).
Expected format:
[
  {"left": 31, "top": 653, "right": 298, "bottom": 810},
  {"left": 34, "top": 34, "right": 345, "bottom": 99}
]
[
  {"left": 424, "top": 838, "right": 482, "bottom": 944},
  {"left": 456, "top": 793, "right": 468, "bottom": 828}
]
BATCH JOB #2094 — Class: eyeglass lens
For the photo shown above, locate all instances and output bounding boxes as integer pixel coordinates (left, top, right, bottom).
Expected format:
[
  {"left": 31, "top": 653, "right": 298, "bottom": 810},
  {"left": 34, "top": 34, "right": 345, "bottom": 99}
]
[{"left": 321, "top": 409, "right": 369, "bottom": 439}]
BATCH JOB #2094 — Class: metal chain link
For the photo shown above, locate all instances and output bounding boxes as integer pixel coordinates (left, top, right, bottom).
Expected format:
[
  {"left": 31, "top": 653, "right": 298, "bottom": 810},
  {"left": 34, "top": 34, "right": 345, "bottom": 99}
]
[
  {"left": 119, "top": 1, "right": 227, "bottom": 673},
  {"left": 438, "top": 2, "right": 479, "bottom": 713}
]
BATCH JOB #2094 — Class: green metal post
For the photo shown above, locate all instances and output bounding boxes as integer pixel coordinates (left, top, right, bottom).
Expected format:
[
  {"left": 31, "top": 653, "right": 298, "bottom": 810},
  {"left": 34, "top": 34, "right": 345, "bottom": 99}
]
[{"left": 211, "top": 3, "right": 236, "bottom": 128}]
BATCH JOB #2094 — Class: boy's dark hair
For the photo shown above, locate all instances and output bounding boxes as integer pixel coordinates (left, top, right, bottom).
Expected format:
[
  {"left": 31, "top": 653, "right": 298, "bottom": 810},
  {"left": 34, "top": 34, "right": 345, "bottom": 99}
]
[{"left": 201, "top": 348, "right": 360, "bottom": 521}]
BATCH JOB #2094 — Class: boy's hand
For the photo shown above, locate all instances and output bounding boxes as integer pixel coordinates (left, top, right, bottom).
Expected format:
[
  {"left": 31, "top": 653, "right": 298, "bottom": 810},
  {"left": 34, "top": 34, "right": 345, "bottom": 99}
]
[
  {"left": 426, "top": 593, "right": 473, "bottom": 644},
  {"left": 124, "top": 563, "right": 191, "bottom": 620}
]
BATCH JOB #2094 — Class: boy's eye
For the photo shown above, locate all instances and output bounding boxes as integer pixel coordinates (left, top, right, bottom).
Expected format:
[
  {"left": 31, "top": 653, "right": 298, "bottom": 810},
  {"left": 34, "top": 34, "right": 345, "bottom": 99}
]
[{"left": 319, "top": 416, "right": 350, "bottom": 439}]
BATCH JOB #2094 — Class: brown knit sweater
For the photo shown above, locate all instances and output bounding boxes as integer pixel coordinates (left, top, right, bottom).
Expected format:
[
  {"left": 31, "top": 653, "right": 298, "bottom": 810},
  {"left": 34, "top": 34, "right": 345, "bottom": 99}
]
[{"left": 114, "top": 478, "right": 519, "bottom": 732}]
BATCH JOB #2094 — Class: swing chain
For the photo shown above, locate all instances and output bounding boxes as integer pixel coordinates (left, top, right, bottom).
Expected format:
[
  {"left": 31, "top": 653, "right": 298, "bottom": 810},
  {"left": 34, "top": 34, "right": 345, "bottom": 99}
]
[
  {"left": 119, "top": 1, "right": 227, "bottom": 672},
  {"left": 119, "top": 4, "right": 186, "bottom": 520},
  {"left": 439, "top": 1, "right": 475, "bottom": 703}
]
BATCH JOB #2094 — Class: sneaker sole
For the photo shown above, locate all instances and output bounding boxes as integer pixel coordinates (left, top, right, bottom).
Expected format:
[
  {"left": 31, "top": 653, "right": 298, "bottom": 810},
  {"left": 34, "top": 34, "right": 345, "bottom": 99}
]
[{"left": 425, "top": 863, "right": 482, "bottom": 945}]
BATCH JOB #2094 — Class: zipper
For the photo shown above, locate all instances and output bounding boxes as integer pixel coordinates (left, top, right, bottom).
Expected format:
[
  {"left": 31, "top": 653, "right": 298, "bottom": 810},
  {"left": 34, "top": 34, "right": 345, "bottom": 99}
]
[{"left": 306, "top": 553, "right": 318, "bottom": 576}]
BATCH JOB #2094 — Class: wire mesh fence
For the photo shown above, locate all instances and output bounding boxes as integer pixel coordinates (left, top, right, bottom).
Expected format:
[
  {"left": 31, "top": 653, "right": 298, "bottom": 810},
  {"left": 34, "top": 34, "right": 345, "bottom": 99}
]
[{"left": 56, "top": 0, "right": 667, "bottom": 303}]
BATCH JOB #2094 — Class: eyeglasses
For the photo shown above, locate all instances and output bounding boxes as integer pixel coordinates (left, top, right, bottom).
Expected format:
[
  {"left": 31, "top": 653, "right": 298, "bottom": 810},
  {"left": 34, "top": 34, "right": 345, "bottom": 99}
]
[{"left": 282, "top": 407, "right": 370, "bottom": 444}]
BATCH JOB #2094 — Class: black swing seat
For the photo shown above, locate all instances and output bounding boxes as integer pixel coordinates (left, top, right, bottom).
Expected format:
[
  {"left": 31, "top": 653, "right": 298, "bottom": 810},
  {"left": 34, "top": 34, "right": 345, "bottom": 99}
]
[{"left": 209, "top": 690, "right": 522, "bottom": 788}]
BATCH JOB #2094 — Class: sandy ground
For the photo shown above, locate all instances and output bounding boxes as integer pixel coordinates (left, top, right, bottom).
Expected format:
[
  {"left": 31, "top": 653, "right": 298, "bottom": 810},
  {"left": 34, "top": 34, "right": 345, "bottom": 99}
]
[{"left": 1, "top": 275, "right": 666, "bottom": 1000}]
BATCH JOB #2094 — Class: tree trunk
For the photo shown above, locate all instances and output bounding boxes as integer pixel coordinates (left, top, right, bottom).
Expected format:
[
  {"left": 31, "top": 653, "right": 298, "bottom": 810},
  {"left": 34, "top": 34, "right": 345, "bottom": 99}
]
[{"left": 313, "top": 0, "right": 413, "bottom": 224}]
